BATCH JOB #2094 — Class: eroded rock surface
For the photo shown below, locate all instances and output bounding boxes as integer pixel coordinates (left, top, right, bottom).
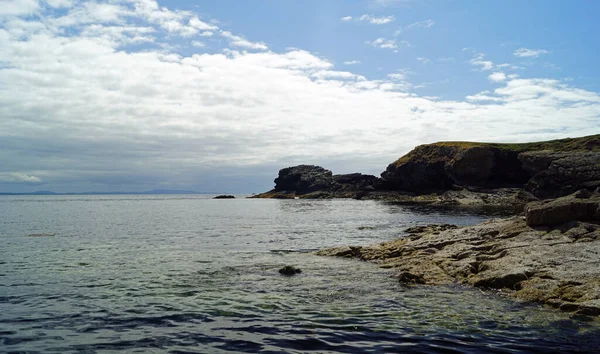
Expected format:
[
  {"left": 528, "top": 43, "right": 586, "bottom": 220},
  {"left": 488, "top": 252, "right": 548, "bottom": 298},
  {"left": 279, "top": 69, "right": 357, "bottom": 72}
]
[
  {"left": 520, "top": 151, "right": 600, "bottom": 198},
  {"left": 316, "top": 212, "right": 600, "bottom": 316},
  {"left": 526, "top": 189, "right": 600, "bottom": 226}
]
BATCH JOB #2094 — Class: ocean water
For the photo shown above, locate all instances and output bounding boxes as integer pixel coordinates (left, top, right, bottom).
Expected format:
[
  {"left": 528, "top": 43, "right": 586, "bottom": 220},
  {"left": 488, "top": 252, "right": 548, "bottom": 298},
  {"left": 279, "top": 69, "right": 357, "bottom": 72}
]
[{"left": 1, "top": 195, "right": 599, "bottom": 353}]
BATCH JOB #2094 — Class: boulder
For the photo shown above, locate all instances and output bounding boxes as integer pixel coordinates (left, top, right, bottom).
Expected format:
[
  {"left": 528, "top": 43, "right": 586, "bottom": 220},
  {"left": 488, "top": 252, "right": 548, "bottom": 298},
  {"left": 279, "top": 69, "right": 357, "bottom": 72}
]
[
  {"left": 520, "top": 151, "right": 600, "bottom": 198},
  {"left": 213, "top": 195, "right": 235, "bottom": 199},
  {"left": 279, "top": 265, "right": 302, "bottom": 276},
  {"left": 525, "top": 190, "right": 600, "bottom": 226}
]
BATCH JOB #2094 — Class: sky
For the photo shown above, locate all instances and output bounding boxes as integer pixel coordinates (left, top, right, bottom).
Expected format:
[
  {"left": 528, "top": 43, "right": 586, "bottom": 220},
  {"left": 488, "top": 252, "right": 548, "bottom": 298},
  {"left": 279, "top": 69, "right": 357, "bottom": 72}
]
[{"left": 1, "top": 0, "right": 599, "bottom": 193}]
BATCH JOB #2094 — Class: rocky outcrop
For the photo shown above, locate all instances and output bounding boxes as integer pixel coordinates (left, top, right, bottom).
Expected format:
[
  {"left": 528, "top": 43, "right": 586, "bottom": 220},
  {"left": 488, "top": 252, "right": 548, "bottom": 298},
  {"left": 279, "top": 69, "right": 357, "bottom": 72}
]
[
  {"left": 525, "top": 189, "right": 600, "bottom": 226},
  {"left": 273, "top": 165, "right": 335, "bottom": 194},
  {"left": 213, "top": 195, "right": 235, "bottom": 199},
  {"left": 380, "top": 144, "right": 530, "bottom": 192},
  {"left": 520, "top": 151, "right": 600, "bottom": 198},
  {"left": 252, "top": 165, "right": 383, "bottom": 198},
  {"left": 254, "top": 134, "right": 600, "bottom": 202},
  {"left": 381, "top": 135, "right": 600, "bottom": 198},
  {"left": 316, "top": 209, "right": 600, "bottom": 316}
]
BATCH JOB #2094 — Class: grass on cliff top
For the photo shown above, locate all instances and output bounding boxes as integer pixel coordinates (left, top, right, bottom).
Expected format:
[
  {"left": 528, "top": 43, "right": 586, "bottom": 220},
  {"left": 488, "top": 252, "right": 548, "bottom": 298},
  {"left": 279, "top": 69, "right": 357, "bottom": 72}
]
[
  {"left": 435, "top": 134, "right": 600, "bottom": 152},
  {"left": 395, "top": 134, "right": 600, "bottom": 165}
]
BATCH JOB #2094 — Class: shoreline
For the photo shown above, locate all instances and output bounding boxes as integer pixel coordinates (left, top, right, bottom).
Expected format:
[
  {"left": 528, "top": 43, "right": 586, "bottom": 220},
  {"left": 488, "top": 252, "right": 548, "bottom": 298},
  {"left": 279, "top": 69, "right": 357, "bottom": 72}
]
[{"left": 315, "top": 192, "right": 600, "bottom": 317}]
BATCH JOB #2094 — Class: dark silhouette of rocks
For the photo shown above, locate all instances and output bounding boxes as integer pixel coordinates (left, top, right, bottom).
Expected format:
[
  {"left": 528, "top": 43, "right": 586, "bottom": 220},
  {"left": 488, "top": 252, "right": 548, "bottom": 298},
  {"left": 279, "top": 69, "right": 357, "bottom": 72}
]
[
  {"left": 254, "top": 165, "right": 382, "bottom": 198},
  {"left": 279, "top": 265, "right": 302, "bottom": 276},
  {"left": 521, "top": 151, "right": 600, "bottom": 198},
  {"left": 213, "top": 195, "right": 235, "bottom": 199},
  {"left": 253, "top": 134, "right": 600, "bottom": 205}
]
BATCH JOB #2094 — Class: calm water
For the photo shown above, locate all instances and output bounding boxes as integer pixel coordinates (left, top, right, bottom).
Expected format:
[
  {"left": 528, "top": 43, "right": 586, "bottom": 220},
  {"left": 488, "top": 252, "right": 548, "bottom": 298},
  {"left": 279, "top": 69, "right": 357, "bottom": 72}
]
[{"left": 1, "top": 195, "right": 599, "bottom": 353}]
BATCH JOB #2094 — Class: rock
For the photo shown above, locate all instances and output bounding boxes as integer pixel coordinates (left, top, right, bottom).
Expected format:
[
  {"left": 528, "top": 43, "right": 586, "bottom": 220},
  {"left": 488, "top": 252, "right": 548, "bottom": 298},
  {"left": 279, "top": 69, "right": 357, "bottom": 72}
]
[
  {"left": 520, "top": 151, "right": 600, "bottom": 198},
  {"left": 252, "top": 165, "right": 384, "bottom": 198},
  {"left": 279, "top": 265, "right": 302, "bottom": 276},
  {"left": 525, "top": 190, "right": 600, "bottom": 226},
  {"left": 316, "top": 215, "right": 600, "bottom": 316},
  {"left": 381, "top": 144, "right": 530, "bottom": 192},
  {"left": 274, "top": 165, "right": 334, "bottom": 194},
  {"left": 333, "top": 173, "right": 381, "bottom": 191},
  {"left": 397, "top": 272, "right": 426, "bottom": 284},
  {"left": 213, "top": 195, "right": 235, "bottom": 199}
]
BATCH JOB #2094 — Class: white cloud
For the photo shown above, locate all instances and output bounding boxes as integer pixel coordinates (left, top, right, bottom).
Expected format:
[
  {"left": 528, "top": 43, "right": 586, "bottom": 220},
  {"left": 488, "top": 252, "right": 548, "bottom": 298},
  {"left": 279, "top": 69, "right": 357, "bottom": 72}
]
[
  {"left": 0, "top": 1, "right": 599, "bottom": 191},
  {"left": 466, "top": 92, "right": 504, "bottom": 102},
  {"left": 199, "top": 31, "right": 214, "bottom": 37},
  {"left": 188, "top": 17, "right": 217, "bottom": 31},
  {"left": 417, "top": 57, "right": 431, "bottom": 64},
  {"left": 340, "top": 16, "right": 353, "bottom": 22},
  {"left": 344, "top": 60, "right": 361, "bottom": 65},
  {"left": 359, "top": 14, "right": 395, "bottom": 24},
  {"left": 221, "top": 30, "right": 267, "bottom": 50},
  {"left": 0, "top": 0, "right": 40, "bottom": 16},
  {"left": 406, "top": 19, "right": 435, "bottom": 30},
  {"left": 45, "top": 0, "right": 73, "bottom": 8},
  {"left": 0, "top": 173, "right": 42, "bottom": 184},
  {"left": 514, "top": 48, "right": 550, "bottom": 58},
  {"left": 395, "top": 19, "right": 435, "bottom": 35},
  {"left": 367, "top": 37, "right": 409, "bottom": 50},
  {"left": 488, "top": 72, "right": 507, "bottom": 82},
  {"left": 191, "top": 40, "right": 205, "bottom": 48},
  {"left": 470, "top": 53, "right": 494, "bottom": 71}
]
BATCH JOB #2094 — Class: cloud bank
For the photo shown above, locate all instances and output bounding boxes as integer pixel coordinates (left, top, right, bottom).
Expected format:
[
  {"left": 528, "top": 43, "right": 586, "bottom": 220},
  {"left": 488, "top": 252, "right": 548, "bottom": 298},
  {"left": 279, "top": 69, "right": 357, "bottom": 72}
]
[{"left": 0, "top": 0, "right": 598, "bottom": 192}]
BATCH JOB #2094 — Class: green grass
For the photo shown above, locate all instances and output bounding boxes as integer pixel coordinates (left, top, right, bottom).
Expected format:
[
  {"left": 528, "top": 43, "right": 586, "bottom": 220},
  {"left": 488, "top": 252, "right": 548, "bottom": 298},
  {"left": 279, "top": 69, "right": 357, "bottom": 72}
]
[
  {"left": 435, "top": 134, "right": 600, "bottom": 153},
  {"left": 393, "top": 134, "right": 600, "bottom": 166}
]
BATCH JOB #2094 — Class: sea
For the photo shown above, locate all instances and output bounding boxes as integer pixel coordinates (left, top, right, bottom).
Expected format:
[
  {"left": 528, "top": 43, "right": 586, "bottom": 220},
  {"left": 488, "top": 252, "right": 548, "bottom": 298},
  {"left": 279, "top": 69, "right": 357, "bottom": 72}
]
[{"left": 1, "top": 195, "right": 599, "bottom": 353}]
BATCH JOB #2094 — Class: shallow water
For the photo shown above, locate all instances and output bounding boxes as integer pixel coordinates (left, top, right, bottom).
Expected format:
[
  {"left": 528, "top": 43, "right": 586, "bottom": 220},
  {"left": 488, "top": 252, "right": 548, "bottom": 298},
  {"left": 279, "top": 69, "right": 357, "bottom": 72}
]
[{"left": 1, "top": 195, "right": 599, "bottom": 353}]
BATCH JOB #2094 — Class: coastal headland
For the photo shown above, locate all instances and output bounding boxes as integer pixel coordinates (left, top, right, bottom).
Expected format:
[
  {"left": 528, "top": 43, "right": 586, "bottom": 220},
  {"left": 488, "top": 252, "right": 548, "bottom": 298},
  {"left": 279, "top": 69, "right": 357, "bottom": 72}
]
[{"left": 254, "top": 134, "right": 600, "bottom": 316}]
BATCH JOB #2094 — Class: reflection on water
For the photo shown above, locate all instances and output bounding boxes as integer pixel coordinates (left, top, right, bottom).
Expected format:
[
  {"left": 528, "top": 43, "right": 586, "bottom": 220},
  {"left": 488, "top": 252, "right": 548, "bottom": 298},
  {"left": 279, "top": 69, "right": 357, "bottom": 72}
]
[{"left": 0, "top": 195, "right": 598, "bottom": 353}]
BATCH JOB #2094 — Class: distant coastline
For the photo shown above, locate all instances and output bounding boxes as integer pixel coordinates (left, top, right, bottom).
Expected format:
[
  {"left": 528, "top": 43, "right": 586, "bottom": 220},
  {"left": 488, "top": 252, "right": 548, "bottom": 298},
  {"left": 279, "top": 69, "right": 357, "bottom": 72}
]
[{"left": 0, "top": 189, "right": 219, "bottom": 196}]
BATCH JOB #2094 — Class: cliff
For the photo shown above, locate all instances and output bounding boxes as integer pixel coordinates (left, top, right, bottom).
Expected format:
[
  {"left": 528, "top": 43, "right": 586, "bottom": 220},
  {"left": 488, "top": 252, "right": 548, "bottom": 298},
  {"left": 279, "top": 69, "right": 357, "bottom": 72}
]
[
  {"left": 381, "top": 134, "right": 600, "bottom": 198},
  {"left": 253, "top": 134, "right": 600, "bottom": 202}
]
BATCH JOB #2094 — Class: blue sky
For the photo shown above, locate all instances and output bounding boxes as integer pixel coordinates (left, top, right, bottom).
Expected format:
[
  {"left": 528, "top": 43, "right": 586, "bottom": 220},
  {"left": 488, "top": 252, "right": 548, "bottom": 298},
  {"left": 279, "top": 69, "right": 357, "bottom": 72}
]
[{"left": 0, "top": 0, "right": 599, "bottom": 193}]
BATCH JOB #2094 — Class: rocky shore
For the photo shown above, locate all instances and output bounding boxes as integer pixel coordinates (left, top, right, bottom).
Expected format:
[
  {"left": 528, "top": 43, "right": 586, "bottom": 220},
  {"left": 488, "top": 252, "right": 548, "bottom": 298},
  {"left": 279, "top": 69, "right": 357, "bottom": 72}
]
[
  {"left": 316, "top": 190, "right": 600, "bottom": 316},
  {"left": 251, "top": 134, "right": 600, "bottom": 208},
  {"left": 253, "top": 134, "right": 600, "bottom": 316}
]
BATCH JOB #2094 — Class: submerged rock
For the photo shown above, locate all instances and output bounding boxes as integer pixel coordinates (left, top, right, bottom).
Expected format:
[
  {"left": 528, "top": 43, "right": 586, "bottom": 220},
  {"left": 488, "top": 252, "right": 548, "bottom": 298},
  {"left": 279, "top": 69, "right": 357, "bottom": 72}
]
[
  {"left": 279, "top": 265, "right": 302, "bottom": 276},
  {"left": 213, "top": 195, "right": 235, "bottom": 199}
]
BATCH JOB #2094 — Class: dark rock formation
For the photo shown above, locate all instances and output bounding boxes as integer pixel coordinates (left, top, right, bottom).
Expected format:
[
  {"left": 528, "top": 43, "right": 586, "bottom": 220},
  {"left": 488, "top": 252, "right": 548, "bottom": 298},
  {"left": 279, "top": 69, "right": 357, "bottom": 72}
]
[
  {"left": 253, "top": 165, "right": 383, "bottom": 198},
  {"left": 525, "top": 189, "right": 600, "bottom": 226},
  {"left": 253, "top": 134, "right": 600, "bottom": 201},
  {"left": 380, "top": 144, "right": 530, "bottom": 192},
  {"left": 381, "top": 135, "right": 600, "bottom": 199},
  {"left": 213, "top": 195, "right": 235, "bottom": 199},
  {"left": 273, "top": 165, "right": 334, "bottom": 194},
  {"left": 279, "top": 265, "right": 302, "bottom": 276},
  {"left": 332, "top": 173, "right": 382, "bottom": 192},
  {"left": 520, "top": 151, "right": 600, "bottom": 198}
]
